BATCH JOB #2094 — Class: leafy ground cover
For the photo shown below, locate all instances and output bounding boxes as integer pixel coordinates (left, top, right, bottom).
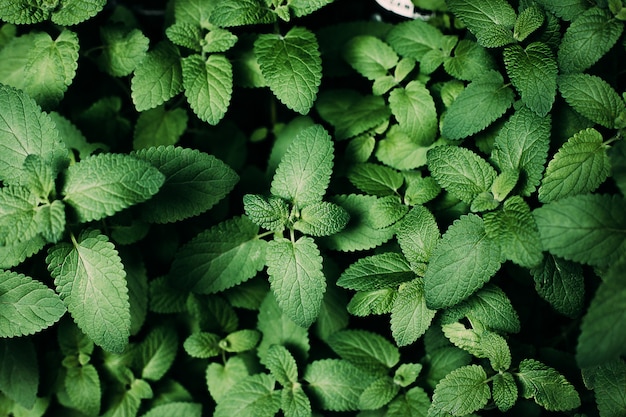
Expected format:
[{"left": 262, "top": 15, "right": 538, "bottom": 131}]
[{"left": 0, "top": 0, "right": 625, "bottom": 416}]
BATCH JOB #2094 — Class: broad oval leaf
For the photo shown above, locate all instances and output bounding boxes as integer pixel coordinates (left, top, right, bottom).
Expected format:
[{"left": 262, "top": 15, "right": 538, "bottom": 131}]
[
  {"left": 337, "top": 252, "right": 414, "bottom": 291},
  {"left": 327, "top": 329, "right": 400, "bottom": 373},
  {"left": 431, "top": 364, "right": 490, "bottom": 416},
  {"left": 213, "top": 373, "right": 280, "bottom": 417},
  {"left": 391, "top": 278, "right": 436, "bottom": 347},
  {"left": 517, "top": 359, "right": 581, "bottom": 411},
  {"left": 51, "top": 0, "right": 107, "bottom": 26},
  {"left": 343, "top": 35, "right": 398, "bottom": 80},
  {"left": 386, "top": 18, "right": 446, "bottom": 61},
  {"left": 388, "top": 80, "right": 438, "bottom": 144},
  {"left": 137, "top": 325, "right": 178, "bottom": 381},
  {"left": 396, "top": 205, "right": 440, "bottom": 273},
  {"left": 294, "top": 201, "right": 349, "bottom": 237},
  {"left": 447, "top": 0, "right": 516, "bottom": 48},
  {"left": 209, "top": 0, "right": 276, "bottom": 27}
]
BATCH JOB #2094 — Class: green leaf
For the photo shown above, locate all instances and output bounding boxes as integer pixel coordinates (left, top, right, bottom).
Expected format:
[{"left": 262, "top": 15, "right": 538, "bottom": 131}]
[
  {"left": 131, "top": 41, "right": 183, "bottom": 111},
  {"left": 51, "top": 0, "right": 106, "bottom": 26},
  {"left": 46, "top": 229, "right": 130, "bottom": 353},
  {"left": 293, "top": 201, "right": 349, "bottom": 237},
  {"left": 304, "top": 359, "right": 376, "bottom": 411},
  {"left": 174, "top": 0, "right": 215, "bottom": 27},
  {"left": 314, "top": 283, "right": 349, "bottom": 341},
  {"left": 492, "top": 372, "right": 518, "bottom": 412},
  {"left": 343, "top": 36, "right": 398, "bottom": 80},
  {"left": 534, "top": 194, "right": 626, "bottom": 267},
  {"left": 516, "top": 359, "right": 581, "bottom": 411},
  {"left": 484, "top": 196, "right": 543, "bottom": 268},
  {"left": 140, "top": 402, "right": 202, "bottom": 417},
  {"left": 347, "top": 289, "right": 397, "bottom": 317},
  {"left": 0, "top": 186, "right": 42, "bottom": 245},
  {"left": 337, "top": 252, "right": 414, "bottom": 291},
  {"left": 534, "top": 0, "right": 587, "bottom": 21},
  {"left": 0, "top": 1, "right": 48, "bottom": 24},
  {"left": 203, "top": 28, "right": 238, "bottom": 53},
  {"left": 391, "top": 278, "right": 436, "bottom": 347},
  {"left": 425, "top": 214, "right": 502, "bottom": 309},
  {"left": 375, "top": 126, "right": 434, "bottom": 171},
  {"left": 441, "top": 71, "right": 514, "bottom": 140},
  {"left": 0, "top": 338, "right": 38, "bottom": 409},
  {"left": 62, "top": 153, "right": 164, "bottom": 222},
  {"left": 0, "top": 270, "right": 65, "bottom": 338},
  {"left": 133, "top": 106, "right": 188, "bottom": 149},
  {"left": 531, "top": 255, "right": 584, "bottom": 318},
  {"left": 281, "top": 384, "right": 311, "bottom": 417},
  {"left": 98, "top": 25, "right": 149, "bottom": 77},
  {"left": 184, "top": 332, "right": 220, "bottom": 358},
  {"left": 207, "top": 356, "right": 252, "bottom": 403},
  {"left": 271, "top": 124, "right": 333, "bottom": 207},
  {"left": 347, "top": 163, "right": 404, "bottom": 197},
  {"left": 165, "top": 23, "right": 202, "bottom": 51},
  {"left": 136, "top": 326, "right": 178, "bottom": 381},
  {"left": 0, "top": 30, "right": 79, "bottom": 109},
  {"left": 368, "top": 196, "right": 408, "bottom": 229},
  {"left": 428, "top": 146, "right": 497, "bottom": 205},
  {"left": 490, "top": 107, "right": 551, "bottom": 196},
  {"left": 221, "top": 329, "right": 260, "bottom": 353},
  {"left": 214, "top": 374, "right": 281, "bottom": 417},
  {"left": 0, "top": 235, "right": 46, "bottom": 269},
  {"left": 288, "top": 0, "right": 333, "bottom": 17},
  {"left": 65, "top": 364, "right": 101, "bottom": 416},
  {"left": 558, "top": 6, "right": 623, "bottom": 74},
  {"left": 255, "top": 27, "right": 321, "bottom": 114},
  {"left": 244, "top": 194, "right": 290, "bottom": 232},
  {"left": 610, "top": 139, "right": 626, "bottom": 196},
  {"left": 133, "top": 145, "right": 238, "bottom": 223},
  {"left": 503, "top": 42, "right": 557, "bottom": 116},
  {"left": 446, "top": 0, "right": 516, "bottom": 47},
  {"left": 583, "top": 359, "right": 626, "bottom": 417},
  {"left": 514, "top": 5, "right": 544, "bottom": 41},
  {"left": 209, "top": 0, "right": 275, "bottom": 27},
  {"left": 326, "top": 329, "right": 400, "bottom": 373},
  {"left": 442, "top": 323, "right": 512, "bottom": 371},
  {"left": 49, "top": 112, "right": 103, "bottom": 160},
  {"left": 396, "top": 205, "right": 440, "bottom": 273},
  {"left": 394, "top": 363, "right": 423, "bottom": 388},
  {"left": 359, "top": 376, "right": 399, "bottom": 410},
  {"left": 386, "top": 18, "right": 446, "bottom": 61},
  {"left": 431, "top": 365, "right": 490, "bottom": 416},
  {"left": 558, "top": 73, "right": 626, "bottom": 129},
  {"left": 387, "top": 386, "right": 431, "bottom": 417},
  {"left": 182, "top": 54, "right": 233, "bottom": 125},
  {"left": 388, "top": 81, "right": 437, "bottom": 144},
  {"left": 266, "top": 236, "right": 325, "bottom": 328},
  {"left": 444, "top": 39, "right": 497, "bottom": 81},
  {"left": 264, "top": 344, "right": 298, "bottom": 386}
]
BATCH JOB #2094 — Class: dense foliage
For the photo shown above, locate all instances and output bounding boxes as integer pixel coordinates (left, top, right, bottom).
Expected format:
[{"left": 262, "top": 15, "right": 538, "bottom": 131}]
[{"left": 0, "top": 0, "right": 625, "bottom": 416}]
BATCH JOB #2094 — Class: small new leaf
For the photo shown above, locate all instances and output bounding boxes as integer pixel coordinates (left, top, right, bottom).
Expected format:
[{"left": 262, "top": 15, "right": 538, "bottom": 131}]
[
  {"left": 294, "top": 201, "right": 349, "bottom": 237},
  {"left": 347, "top": 162, "right": 404, "bottom": 197},
  {"left": 386, "top": 19, "right": 446, "bottom": 61},
  {"left": 431, "top": 364, "right": 490, "bottom": 416},
  {"left": 244, "top": 194, "right": 290, "bottom": 232},
  {"left": 136, "top": 326, "right": 178, "bottom": 381},
  {"left": 492, "top": 372, "right": 518, "bottom": 412},
  {"left": 516, "top": 359, "right": 581, "bottom": 411},
  {"left": 514, "top": 6, "right": 544, "bottom": 41}
]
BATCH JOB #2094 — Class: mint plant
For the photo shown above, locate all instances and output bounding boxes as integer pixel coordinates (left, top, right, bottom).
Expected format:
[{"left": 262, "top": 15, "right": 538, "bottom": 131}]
[{"left": 1, "top": 0, "right": 626, "bottom": 416}]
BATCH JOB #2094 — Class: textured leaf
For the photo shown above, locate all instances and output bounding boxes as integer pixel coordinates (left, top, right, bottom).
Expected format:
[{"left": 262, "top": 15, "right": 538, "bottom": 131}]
[
  {"left": 347, "top": 289, "right": 396, "bottom": 317},
  {"left": 447, "top": 0, "right": 516, "bottom": 47},
  {"left": 62, "top": 153, "right": 165, "bottom": 222},
  {"left": 376, "top": 126, "right": 434, "bottom": 170},
  {"left": 255, "top": 27, "right": 321, "bottom": 114},
  {"left": 214, "top": 374, "right": 281, "bottom": 417},
  {"left": 337, "top": 252, "right": 413, "bottom": 291},
  {"left": 386, "top": 19, "right": 446, "bottom": 61},
  {"left": 207, "top": 356, "right": 252, "bottom": 403},
  {"left": 347, "top": 162, "right": 404, "bottom": 197},
  {"left": 98, "top": 25, "right": 149, "bottom": 77},
  {"left": 51, "top": 0, "right": 107, "bottom": 25},
  {"left": 514, "top": 5, "right": 544, "bottom": 41},
  {"left": 503, "top": 42, "right": 557, "bottom": 116},
  {"left": 359, "top": 376, "right": 399, "bottom": 410},
  {"left": 266, "top": 236, "right": 326, "bottom": 327},
  {"left": 431, "top": 365, "right": 490, "bottom": 416},
  {"left": 490, "top": 107, "right": 551, "bottom": 196},
  {"left": 281, "top": 384, "right": 311, "bottom": 417},
  {"left": 444, "top": 39, "right": 497, "bottom": 81},
  {"left": 203, "top": 28, "right": 238, "bottom": 53},
  {"left": 182, "top": 54, "right": 233, "bottom": 125},
  {"left": 47, "top": 229, "right": 129, "bottom": 353},
  {"left": 534, "top": 0, "right": 587, "bottom": 21},
  {"left": 559, "top": 74, "right": 626, "bottom": 129},
  {"left": 0, "top": 338, "right": 38, "bottom": 409},
  {"left": 396, "top": 205, "right": 439, "bottom": 273},
  {"left": 289, "top": 0, "right": 333, "bottom": 17},
  {"left": 0, "top": 270, "right": 65, "bottom": 337},
  {"left": 428, "top": 146, "right": 497, "bottom": 205},
  {"left": 531, "top": 255, "right": 584, "bottom": 318},
  {"left": 133, "top": 145, "right": 238, "bottom": 223},
  {"left": 209, "top": 0, "right": 275, "bottom": 27},
  {"left": 184, "top": 332, "right": 220, "bottom": 358},
  {"left": 133, "top": 106, "right": 188, "bottom": 149},
  {"left": 391, "top": 278, "right": 436, "bottom": 347},
  {"left": 0, "top": 186, "right": 41, "bottom": 245},
  {"left": 442, "top": 323, "right": 511, "bottom": 371},
  {"left": 558, "top": 7, "right": 623, "bottom": 74},
  {"left": 343, "top": 35, "right": 398, "bottom": 80},
  {"left": 386, "top": 386, "right": 430, "bottom": 417},
  {"left": 492, "top": 372, "right": 518, "bottom": 412},
  {"left": 165, "top": 23, "right": 202, "bottom": 51},
  {"left": 425, "top": 214, "right": 502, "bottom": 309},
  {"left": 244, "top": 194, "right": 290, "bottom": 232},
  {"left": 327, "top": 329, "right": 400, "bottom": 373},
  {"left": 388, "top": 81, "right": 438, "bottom": 144},
  {"left": 65, "top": 364, "right": 101, "bottom": 416},
  {"left": 516, "top": 359, "right": 581, "bottom": 411},
  {"left": 140, "top": 402, "right": 202, "bottom": 417},
  {"left": 265, "top": 344, "right": 299, "bottom": 386},
  {"left": 271, "top": 124, "right": 333, "bottom": 207},
  {"left": 582, "top": 359, "right": 626, "bottom": 417},
  {"left": 367, "top": 195, "right": 408, "bottom": 229},
  {"left": 221, "top": 329, "right": 260, "bottom": 353},
  {"left": 441, "top": 71, "right": 514, "bottom": 140},
  {"left": 169, "top": 216, "right": 266, "bottom": 293},
  {"left": 294, "top": 201, "right": 349, "bottom": 237},
  {"left": 137, "top": 326, "right": 178, "bottom": 381},
  {"left": 0, "top": 235, "right": 46, "bottom": 269},
  {"left": 0, "top": 1, "right": 48, "bottom": 24}
]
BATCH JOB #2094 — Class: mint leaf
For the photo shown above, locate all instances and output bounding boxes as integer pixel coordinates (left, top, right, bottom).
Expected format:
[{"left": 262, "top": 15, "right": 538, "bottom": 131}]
[
  {"left": 389, "top": 81, "right": 438, "bottom": 144},
  {"left": 0, "top": 339, "right": 38, "bottom": 409},
  {"left": 136, "top": 326, "right": 178, "bottom": 381},
  {"left": 65, "top": 364, "right": 101, "bottom": 416},
  {"left": 98, "top": 25, "right": 149, "bottom": 77},
  {"left": 182, "top": 54, "right": 233, "bottom": 125},
  {"left": 558, "top": 73, "right": 626, "bottom": 129},
  {"left": 288, "top": 0, "right": 333, "bottom": 17},
  {"left": 387, "top": 386, "right": 431, "bottom": 417},
  {"left": 0, "top": 235, "right": 46, "bottom": 269},
  {"left": 327, "top": 329, "right": 400, "bottom": 373},
  {"left": 343, "top": 35, "right": 398, "bottom": 80},
  {"left": 386, "top": 19, "right": 446, "bottom": 61},
  {"left": 214, "top": 373, "right": 281, "bottom": 417},
  {"left": 558, "top": 6, "right": 623, "bottom": 74},
  {"left": 0, "top": 186, "right": 42, "bottom": 245},
  {"left": 583, "top": 359, "right": 626, "bottom": 417},
  {"left": 47, "top": 229, "right": 129, "bottom": 353},
  {"left": 221, "top": 329, "right": 260, "bottom": 353},
  {"left": 441, "top": 71, "right": 514, "bottom": 140},
  {"left": 490, "top": 107, "right": 551, "bottom": 196},
  {"left": 516, "top": 359, "right": 581, "bottom": 411},
  {"left": 51, "top": 0, "right": 107, "bottom": 26},
  {"left": 207, "top": 356, "right": 252, "bottom": 403},
  {"left": 444, "top": 39, "right": 497, "bottom": 81},
  {"left": 0, "top": 1, "right": 47, "bottom": 24},
  {"left": 244, "top": 194, "right": 290, "bottom": 232},
  {"left": 428, "top": 145, "right": 497, "bottom": 205},
  {"left": 202, "top": 28, "right": 238, "bottom": 53},
  {"left": 447, "top": 0, "right": 516, "bottom": 48},
  {"left": 534, "top": 0, "right": 587, "bottom": 21},
  {"left": 368, "top": 196, "right": 408, "bottom": 229},
  {"left": 255, "top": 27, "right": 321, "bottom": 114},
  {"left": 431, "top": 364, "right": 490, "bottom": 416},
  {"left": 492, "top": 372, "right": 518, "bottom": 412},
  {"left": 425, "top": 214, "right": 502, "bottom": 309},
  {"left": 265, "top": 345, "right": 298, "bottom": 386},
  {"left": 337, "top": 252, "right": 414, "bottom": 291},
  {"left": 184, "top": 332, "right": 220, "bottom": 358},
  {"left": 503, "top": 42, "right": 557, "bottom": 116},
  {"left": 376, "top": 126, "right": 434, "bottom": 170},
  {"left": 140, "top": 402, "right": 202, "bottom": 417},
  {"left": 391, "top": 278, "right": 436, "bottom": 347},
  {"left": 514, "top": 5, "right": 544, "bottom": 41},
  {"left": 442, "top": 323, "right": 512, "bottom": 371},
  {"left": 271, "top": 124, "right": 333, "bottom": 208},
  {"left": 133, "top": 106, "right": 188, "bottom": 149},
  {"left": 209, "top": 0, "right": 275, "bottom": 27},
  {"left": 0, "top": 270, "right": 66, "bottom": 337},
  {"left": 133, "top": 145, "right": 238, "bottom": 223},
  {"left": 359, "top": 376, "right": 399, "bottom": 410},
  {"left": 534, "top": 194, "right": 626, "bottom": 267},
  {"left": 62, "top": 153, "right": 165, "bottom": 222},
  {"left": 531, "top": 255, "right": 584, "bottom": 318},
  {"left": 294, "top": 201, "right": 349, "bottom": 237},
  {"left": 166, "top": 23, "right": 202, "bottom": 51},
  {"left": 348, "top": 162, "right": 404, "bottom": 197},
  {"left": 347, "top": 289, "right": 397, "bottom": 317},
  {"left": 281, "top": 384, "right": 311, "bottom": 417},
  {"left": 396, "top": 205, "right": 440, "bottom": 273},
  {"left": 266, "top": 236, "right": 326, "bottom": 328}
]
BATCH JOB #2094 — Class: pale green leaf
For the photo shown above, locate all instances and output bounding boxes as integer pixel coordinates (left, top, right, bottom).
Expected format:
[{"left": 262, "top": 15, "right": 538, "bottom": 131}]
[
  {"left": 136, "top": 326, "right": 178, "bottom": 381},
  {"left": 558, "top": 7, "right": 623, "bottom": 74},
  {"left": 174, "top": 0, "right": 215, "bottom": 27},
  {"left": 133, "top": 145, "right": 238, "bottom": 223},
  {"left": 65, "top": 364, "right": 101, "bottom": 416},
  {"left": 446, "top": 0, "right": 516, "bottom": 47},
  {"left": 516, "top": 359, "right": 581, "bottom": 411},
  {"left": 337, "top": 252, "right": 414, "bottom": 291},
  {"left": 375, "top": 126, "right": 434, "bottom": 170},
  {"left": 396, "top": 205, "right": 440, "bottom": 273},
  {"left": 403, "top": 175, "right": 441, "bottom": 206},
  {"left": 391, "top": 278, "right": 436, "bottom": 346},
  {"left": 394, "top": 363, "right": 423, "bottom": 388},
  {"left": 165, "top": 23, "right": 202, "bottom": 51},
  {"left": 424, "top": 214, "right": 502, "bottom": 309},
  {"left": 503, "top": 42, "right": 557, "bottom": 116},
  {"left": 221, "top": 329, "right": 260, "bottom": 353},
  {"left": 442, "top": 323, "right": 511, "bottom": 371},
  {"left": 101, "top": 378, "right": 152, "bottom": 417},
  {"left": 264, "top": 344, "right": 299, "bottom": 385},
  {"left": 131, "top": 41, "right": 184, "bottom": 111},
  {"left": 386, "top": 19, "right": 446, "bottom": 61},
  {"left": 343, "top": 35, "right": 398, "bottom": 80},
  {"left": 394, "top": 57, "right": 415, "bottom": 82},
  {"left": 348, "top": 163, "right": 404, "bottom": 197},
  {"left": 443, "top": 39, "right": 497, "bottom": 81},
  {"left": 182, "top": 54, "right": 233, "bottom": 125},
  {"left": 0, "top": 1, "right": 47, "bottom": 24},
  {"left": 424, "top": 346, "right": 472, "bottom": 390},
  {"left": 271, "top": 124, "right": 333, "bottom": 207},
  {"left": 315, "top": 89, "right": 390, "bottom": 140},
  {"left": 184, "top": 332, "right": 220, "bottom": 358},
  {"left": 46, "top": 229, "right": 129, "bottom": 353},
  {"left": 304, "top": 359, "right": 376, "bottom": 411},
  {"left": 514, "top": 5, "right": 544, "bottom": 41},
  {"left": 21, "top": 153, "right": 54, "bottom": 199},
  {"left": 386, "top": 386, "right": 430, "bottom": 417},
  {"left": 51, "top": 0, "right": 107, "bottom": 25},
  {"left": 490, "top": 107, "right": 551, "bottom": 196},
  {"left": 431, "top": 365, "right": 490, "bottom": 416},
  {"left": 492, "top": 372, "right": 517, "bottom": 412},
  {"left": 0, "top": 235, "right": 46, "bottom": 269},
  {"left": 203, "top": 28, "right": 238, "bottom": 53},
  {"left": 345, "top": 135, "right": 375, "bottom": 163},
  {"left": 62, "top": 153, "right": 165, "bottom": 222},
  {"left": 255, "top": 27, "right": 321, "bottom": 114},
  {"left": 294, "top": 201, "right": 349, "bottom": 237},
  {"left": 530, "top": 255, "right": 584, "bottom": 318},
  {"left": 243, "top": 194, "right": 290, "bottom": 232},
  {"left": 359, "top": 376, "right": 399, "bottom": 410},
  {"left": 289, "top": 0, "right": 333, "bottom": 17},
  {"left": 281, "top": 384, "right": 311, "bottom": 417},
  {"left": 214, "top": 374, "right": 280, "bottom": 417},
  {"left": 388, "top": 81, "right": 437, "bottom": 144},
  {"left": 266, "top": 236, "right": 325, "bottom": 327},
  {"left": 209, "top": 0, "right": 275, "bottom": 27},
  {"left": 558, "top": 73, "right": 626, "bottom": 129},
  {"left": 582, "top": 359, "right": 626, "bottom": 417},
  {"left": 0, "top": 338, "right": 38, "bottom": 409},
  {"left": 140, "top": 402, "right": 201, "bottom": 417},
  {"left": 368, "top": 196, "right": 408, "bottom": 229},
  {"left": 347, "top": 289, "right": 397, "bottom": 317},
  {"left": 133, "top": 106, "right": 188, "bottom": 149},
  {"left": 428, "top": 145, "right": 497, "bottom": 205},
  {"left": 327, "top": 329, "right": 400, "bottom": 373},
  {"left": 98, "top": 25, "right": 149, "bottom": 77},
  {"left": 0, "top": 186, "right": 41, "bottom": 245},
  {"left": 534, "top": 194, "right": 626, "bottom": 266},
  {"left": 207, "top": 356, "right": 252, "bottom": 403},
  {"left": 0, "top": 270, "right": 66, "bottom": 338}
]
